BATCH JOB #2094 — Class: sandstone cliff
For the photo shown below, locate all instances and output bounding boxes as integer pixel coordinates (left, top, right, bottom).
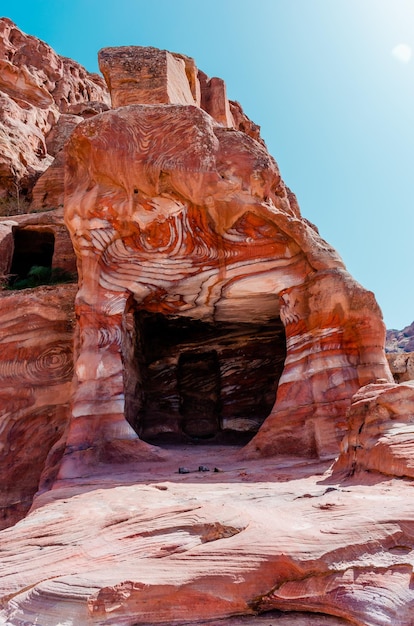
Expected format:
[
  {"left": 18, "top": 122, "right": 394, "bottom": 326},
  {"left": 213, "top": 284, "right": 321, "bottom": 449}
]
[
  {"left": 0, "top": 17, "right": 109, "bottom": 211},
  {"left": 1, "top": 20, "right": 414, "bottom": 626}
]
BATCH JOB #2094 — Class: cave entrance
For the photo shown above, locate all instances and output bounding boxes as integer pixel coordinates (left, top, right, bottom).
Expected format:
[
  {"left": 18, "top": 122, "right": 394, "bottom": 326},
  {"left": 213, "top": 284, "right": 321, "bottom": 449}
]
[
  {"left": 123, "top": 311, "right": 286, "bottom": 446},
  {"left": 9, "top": 228, "right": 55, "bottom": 286}
]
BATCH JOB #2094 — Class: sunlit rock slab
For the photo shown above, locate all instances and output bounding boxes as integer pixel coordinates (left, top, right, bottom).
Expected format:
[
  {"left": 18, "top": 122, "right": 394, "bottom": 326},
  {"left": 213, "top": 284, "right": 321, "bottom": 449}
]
[{"left": 0, "top": 448, "right": 414, "bottom": 626}]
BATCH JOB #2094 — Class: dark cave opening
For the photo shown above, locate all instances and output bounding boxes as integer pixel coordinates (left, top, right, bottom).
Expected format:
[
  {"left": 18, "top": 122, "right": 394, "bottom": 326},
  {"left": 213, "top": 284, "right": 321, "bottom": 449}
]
[
  {"left": 123, "top": 311, "right": 286, "bottom": 445},
  {"left": 9, "top": 228, "right": 55, "bottom": 285}
]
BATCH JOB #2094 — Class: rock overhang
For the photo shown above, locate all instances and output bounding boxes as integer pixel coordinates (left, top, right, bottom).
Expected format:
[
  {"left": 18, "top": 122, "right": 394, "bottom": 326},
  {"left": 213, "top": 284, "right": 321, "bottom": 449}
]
[{"left": 64, "top": 103, "right": 310, "bottom": 324}]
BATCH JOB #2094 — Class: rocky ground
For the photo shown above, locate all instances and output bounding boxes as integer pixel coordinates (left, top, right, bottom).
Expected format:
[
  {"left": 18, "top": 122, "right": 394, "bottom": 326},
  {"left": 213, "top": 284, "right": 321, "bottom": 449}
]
[{"left": 1, "top": 443, "right": 414, "bottom": 626}]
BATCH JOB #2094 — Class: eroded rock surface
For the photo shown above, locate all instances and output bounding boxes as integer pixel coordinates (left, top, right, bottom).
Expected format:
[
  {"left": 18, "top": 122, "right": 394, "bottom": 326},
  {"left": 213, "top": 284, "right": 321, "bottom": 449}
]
[
  {"left": 61, "top": 46, "right": 391, "bottom": 479},
  {"left": 386, "top": 321, "right": 414, "bottom": 382},
  {"left": 1, "top": 450, "right": 414, "bottom": 626},
  {"left": 0, "top": 17, "right": 109, "bottom": 204},
  {"left": 387, "top": 351, "right": 414, "bottom": 382},
  {"left": 333, "top": 380, "right": 414, "bottom": 479},
  {"left": 0, "top": 31, "right": 410, "bottom": 626},
  {"left": 0, "top": 282, "right": 76, "bottom": 529}
]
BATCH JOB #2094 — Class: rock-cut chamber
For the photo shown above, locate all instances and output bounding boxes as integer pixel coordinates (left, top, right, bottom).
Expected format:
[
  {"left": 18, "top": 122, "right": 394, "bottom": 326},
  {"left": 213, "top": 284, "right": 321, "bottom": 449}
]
[
  {"left": 9, "top": 227, "right": 54, "bottom": 286},
  {"left": 122, "top": 310, "right": 287, "bottom": 444}
]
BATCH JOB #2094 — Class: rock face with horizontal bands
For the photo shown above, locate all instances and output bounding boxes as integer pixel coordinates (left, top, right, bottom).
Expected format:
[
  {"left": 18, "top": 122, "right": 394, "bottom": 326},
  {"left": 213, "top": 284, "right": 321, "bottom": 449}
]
[
  {"left": 333, "top": 380, "right": 414, "bottom": 478},
  {"left": 52, "top": 45, "right": 395, "bottom": 482},
  {"left": 1, "top": 32, "right": 412, "bottom": 626},
  {"left": 0, "top": 282, "right": 76, "bottom": 529}
]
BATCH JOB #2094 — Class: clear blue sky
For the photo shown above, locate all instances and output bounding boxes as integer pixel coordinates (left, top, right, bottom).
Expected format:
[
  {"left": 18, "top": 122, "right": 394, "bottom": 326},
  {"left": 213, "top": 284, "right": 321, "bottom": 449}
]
[{"left": 2, "top": 0, "right": 413, "bottom": 329}]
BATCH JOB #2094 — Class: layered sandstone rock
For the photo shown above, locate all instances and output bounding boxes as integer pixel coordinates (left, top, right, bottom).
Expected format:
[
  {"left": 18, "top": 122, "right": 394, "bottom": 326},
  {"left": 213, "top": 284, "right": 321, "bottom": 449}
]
[
  {"left": 0, "top": 17, "right": 104, "bottom": 530},
  {"left": 333, "top": 380, "right": 414, "bottom": 479},
  {"left": 0, "top": 207, "right": 77, "bottom": 526},
  {"left": 59, "top": 46, "right": 392, "bottom": 480},
  {"left": 0, "top": 207, "right": 77, "bottom": 281},
  {"left": 0, "top": 18, "right": 109, "bottom": 204},
  {"left": 1, "top": 450, "right": 414, "bottom": 626},
  {"left": 1, "top": 33, "right": 411, "bottom": 626},
  {"left": 0, "top": 283, "right": 76, "bottom": 529},
  {"left": 98, "top": 46, "right": 258, "bottom": 136}
]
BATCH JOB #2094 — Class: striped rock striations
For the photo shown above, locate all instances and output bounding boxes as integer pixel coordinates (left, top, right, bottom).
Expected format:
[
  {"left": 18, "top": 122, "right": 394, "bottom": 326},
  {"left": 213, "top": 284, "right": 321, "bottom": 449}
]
[
  {"left": 0, "top": 282, "right": 76, "bottom": 529},
  {"left": 2, "top": 450, "right": 414, "bottom": 626},
  {"left": 0, "top": 205, "right": 78, "bottom": 528},
  {"left": 0, "top": 17, "right": 108, "bottom": 526},
  {"left": 59, "top": 45, "right": 392, "bottom": 478},
  {"left": 2, "top": 36, "right": 414, "bottom": 626},
  {"left": 333, "top": 380, "right": 414, "bottom": 479}
]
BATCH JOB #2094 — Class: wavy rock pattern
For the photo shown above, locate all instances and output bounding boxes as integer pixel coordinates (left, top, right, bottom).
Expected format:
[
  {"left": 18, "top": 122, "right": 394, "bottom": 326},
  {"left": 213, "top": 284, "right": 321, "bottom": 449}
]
[
  {"left": 0, "top": 39, "right": 410, "bottom": 626},
  {"left": 1, "top": 451, "right": 414, "bottom": 626},
  {"left": 62, "top": 50, "right": 391, "bottom": 474},
  {"left": 0, "top": 284, "right": 76, "bottom": 529}
]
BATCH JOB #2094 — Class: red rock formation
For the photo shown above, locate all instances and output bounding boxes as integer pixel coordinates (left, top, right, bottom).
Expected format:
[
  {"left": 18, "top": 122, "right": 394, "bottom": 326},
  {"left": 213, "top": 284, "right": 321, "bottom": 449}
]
[
  {"left": 0, "top": 283, "right": 76, "bottom": 529},
  {"left": 99, "top": 46, "right": 199, "bottom": 108},
  {"left": 0, "top": 26, "right": 414, "bottom": 626},
  {"left": 1, "top": 448, "right": 414, "bottom": 626},
  {"left": 0, "top": 206, "right": 77, "bottom": 527},
  {"left": 59, "top": 46, "right": 392, "bottom": 480},
  {"left": 0, "top": 18, "right": 109, "bottom": 203},
  {"left": 1, "top": 33, "right": 411, "bottom": 626},
  {"left": 0, "top": 207, "right": 77, "bottom": 279},
  {"left": 333, "top": 380, "right": 414, "bottom": 479}
]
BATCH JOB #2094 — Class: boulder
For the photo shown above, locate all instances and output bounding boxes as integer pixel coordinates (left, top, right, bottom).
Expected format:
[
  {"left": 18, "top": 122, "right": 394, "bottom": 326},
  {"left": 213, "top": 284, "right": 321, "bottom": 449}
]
[
  {"left": 387, "top": 351, "right": 414, "bottom": 382},
  {"left": 333, "top": 380, "right": 414, "bottom": 479}
]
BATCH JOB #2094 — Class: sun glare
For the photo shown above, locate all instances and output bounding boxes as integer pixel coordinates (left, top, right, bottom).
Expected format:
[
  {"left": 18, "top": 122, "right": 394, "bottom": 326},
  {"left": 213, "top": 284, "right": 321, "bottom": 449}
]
[{"left": 391, "top": 43, "right": 412, "bottom": 63}]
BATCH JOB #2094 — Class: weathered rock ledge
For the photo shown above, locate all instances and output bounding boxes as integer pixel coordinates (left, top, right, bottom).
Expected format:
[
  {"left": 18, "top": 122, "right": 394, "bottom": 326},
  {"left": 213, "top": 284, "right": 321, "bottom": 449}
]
[{"left": 1, "top": 447, "right": 414, "bottom": 626}]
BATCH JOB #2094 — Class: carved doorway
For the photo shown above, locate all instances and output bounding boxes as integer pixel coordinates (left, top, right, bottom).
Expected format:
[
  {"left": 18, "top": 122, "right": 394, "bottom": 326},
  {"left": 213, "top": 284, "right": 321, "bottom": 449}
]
[{"left": 178, "top": 350, "right": 220, "bottom": 439}]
